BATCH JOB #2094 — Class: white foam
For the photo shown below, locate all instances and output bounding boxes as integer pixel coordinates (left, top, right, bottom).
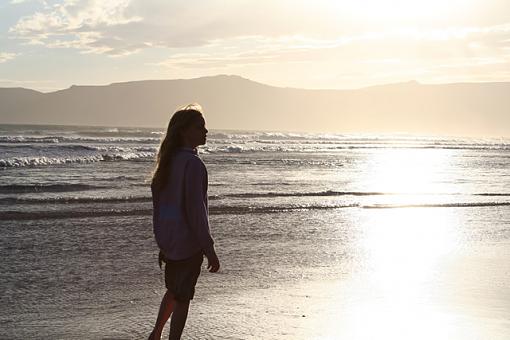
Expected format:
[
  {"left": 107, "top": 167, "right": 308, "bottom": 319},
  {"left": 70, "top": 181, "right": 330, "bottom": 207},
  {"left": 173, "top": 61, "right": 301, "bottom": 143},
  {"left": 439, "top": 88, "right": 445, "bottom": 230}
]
[{"left": 0, "top": 150, "right": 156, "bottom": 168}]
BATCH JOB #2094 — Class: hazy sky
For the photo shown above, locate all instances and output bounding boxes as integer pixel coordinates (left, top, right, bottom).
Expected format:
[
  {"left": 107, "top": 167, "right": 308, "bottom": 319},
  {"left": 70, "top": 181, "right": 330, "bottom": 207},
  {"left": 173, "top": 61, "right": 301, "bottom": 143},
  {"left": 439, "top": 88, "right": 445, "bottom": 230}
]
[{"left": 1, "top": 0, "right": 509, "bottom": 92}]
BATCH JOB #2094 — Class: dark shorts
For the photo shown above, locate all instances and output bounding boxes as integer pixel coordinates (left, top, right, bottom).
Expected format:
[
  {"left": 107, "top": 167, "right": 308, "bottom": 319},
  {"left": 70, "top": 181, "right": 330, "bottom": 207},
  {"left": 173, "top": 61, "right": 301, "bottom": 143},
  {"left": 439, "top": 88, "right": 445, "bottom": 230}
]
[{"left": 164, "top": 252, "right": 204, "bottom": 301}]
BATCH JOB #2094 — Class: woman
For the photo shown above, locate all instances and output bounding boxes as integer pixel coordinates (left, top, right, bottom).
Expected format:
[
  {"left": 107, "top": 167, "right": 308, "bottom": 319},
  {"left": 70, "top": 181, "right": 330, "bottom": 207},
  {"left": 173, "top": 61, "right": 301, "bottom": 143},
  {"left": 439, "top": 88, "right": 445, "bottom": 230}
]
[{"left": 149, "top": 104, "right": 220, "bottom": 340}]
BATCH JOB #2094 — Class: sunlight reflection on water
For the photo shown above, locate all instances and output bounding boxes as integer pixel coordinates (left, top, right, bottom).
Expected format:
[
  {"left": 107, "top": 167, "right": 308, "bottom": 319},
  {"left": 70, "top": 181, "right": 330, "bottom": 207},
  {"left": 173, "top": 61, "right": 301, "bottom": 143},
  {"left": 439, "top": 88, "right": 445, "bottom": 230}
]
[
  {"left": 343, "top": 208, "right": 461, "bottom": 340},
  {"left": 363, "top": 148, "right": 454, "bottom": 194},
  {"left": 299, "top": 148, "right": 505, "bottom": 340},
  {"left": 289, "top": 207, "right": 508, "bottom": 340},
  {"left": 362, "top": 208, "right": 458, "bottom": 290}
]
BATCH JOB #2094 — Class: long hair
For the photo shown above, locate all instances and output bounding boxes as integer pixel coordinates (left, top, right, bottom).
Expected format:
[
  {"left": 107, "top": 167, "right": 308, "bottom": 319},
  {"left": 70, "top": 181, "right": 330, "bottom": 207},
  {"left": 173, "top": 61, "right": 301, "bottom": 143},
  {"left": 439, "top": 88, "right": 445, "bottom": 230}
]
[{"left": 151, "top": 104, "right": 203, "bottom": 192}]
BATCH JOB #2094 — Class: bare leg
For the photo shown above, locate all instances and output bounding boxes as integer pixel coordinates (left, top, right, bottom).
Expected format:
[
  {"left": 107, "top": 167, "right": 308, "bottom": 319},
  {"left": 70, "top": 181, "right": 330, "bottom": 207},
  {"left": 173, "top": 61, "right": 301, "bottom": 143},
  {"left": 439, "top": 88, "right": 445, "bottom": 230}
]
[
  {"left": 168, "top": 300, "right": 190, "bottom": 340},
  {"left": 150, "top": 290, "right": 175, "bottom": 339}
]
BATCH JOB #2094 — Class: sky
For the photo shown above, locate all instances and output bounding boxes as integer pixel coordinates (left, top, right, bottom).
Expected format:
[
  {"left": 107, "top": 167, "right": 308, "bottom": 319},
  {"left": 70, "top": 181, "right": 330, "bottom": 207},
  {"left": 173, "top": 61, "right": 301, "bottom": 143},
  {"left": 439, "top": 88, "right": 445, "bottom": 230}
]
[{"left": 1, "top": 0, "right": 509, "bottom": 92}]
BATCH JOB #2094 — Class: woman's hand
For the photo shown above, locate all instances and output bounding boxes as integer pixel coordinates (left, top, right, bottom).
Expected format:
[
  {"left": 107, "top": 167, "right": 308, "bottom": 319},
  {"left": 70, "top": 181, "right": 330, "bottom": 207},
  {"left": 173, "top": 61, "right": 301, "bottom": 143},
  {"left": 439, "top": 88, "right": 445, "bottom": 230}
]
[
  {"left": 158, "top": 250, "right": 166, "bottom": 269},
  {"left": 206, "top": 251, "right": 220, "bottom": 273}
]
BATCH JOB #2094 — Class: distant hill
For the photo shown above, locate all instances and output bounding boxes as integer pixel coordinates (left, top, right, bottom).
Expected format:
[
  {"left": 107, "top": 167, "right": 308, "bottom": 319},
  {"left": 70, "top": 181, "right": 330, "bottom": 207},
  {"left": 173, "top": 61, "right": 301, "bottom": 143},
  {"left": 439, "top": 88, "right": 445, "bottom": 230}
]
[{"left": 1, "top": 75, "right": 509, "bottom": 137}]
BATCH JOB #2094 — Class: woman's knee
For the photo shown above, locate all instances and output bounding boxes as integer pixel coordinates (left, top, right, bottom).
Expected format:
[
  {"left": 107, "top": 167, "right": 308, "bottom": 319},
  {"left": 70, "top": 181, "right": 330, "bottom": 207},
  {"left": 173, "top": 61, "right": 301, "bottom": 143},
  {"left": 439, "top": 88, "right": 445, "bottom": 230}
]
[{"left": 164, "top": 290, "right": 176, "bottom": 301}]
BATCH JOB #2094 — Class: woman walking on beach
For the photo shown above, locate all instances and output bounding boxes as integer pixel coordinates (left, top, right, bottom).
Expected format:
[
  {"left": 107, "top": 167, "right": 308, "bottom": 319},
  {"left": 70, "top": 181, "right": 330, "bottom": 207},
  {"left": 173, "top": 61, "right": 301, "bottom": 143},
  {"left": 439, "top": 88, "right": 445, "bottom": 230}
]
[{"left": 149, "top": 105, "right": 220, "bottom": 340}]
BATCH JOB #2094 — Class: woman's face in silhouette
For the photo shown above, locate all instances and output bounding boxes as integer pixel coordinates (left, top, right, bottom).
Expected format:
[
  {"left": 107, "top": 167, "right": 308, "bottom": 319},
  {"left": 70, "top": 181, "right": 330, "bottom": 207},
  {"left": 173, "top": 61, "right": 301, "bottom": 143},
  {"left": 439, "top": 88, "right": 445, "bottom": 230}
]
[{"left": 181, "top": 115, "right": 208, "bottom": 148}]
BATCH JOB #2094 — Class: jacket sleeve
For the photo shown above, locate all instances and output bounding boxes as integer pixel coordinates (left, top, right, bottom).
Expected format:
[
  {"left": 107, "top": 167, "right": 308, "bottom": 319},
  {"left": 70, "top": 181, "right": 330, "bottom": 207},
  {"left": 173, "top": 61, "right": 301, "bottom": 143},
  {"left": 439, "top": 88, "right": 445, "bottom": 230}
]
[
  {"left": 151, "top": 184, "right": 160, "bottom": 234},
  {"left": 184, "top": 157, "right": 215, "bottom": 257}
]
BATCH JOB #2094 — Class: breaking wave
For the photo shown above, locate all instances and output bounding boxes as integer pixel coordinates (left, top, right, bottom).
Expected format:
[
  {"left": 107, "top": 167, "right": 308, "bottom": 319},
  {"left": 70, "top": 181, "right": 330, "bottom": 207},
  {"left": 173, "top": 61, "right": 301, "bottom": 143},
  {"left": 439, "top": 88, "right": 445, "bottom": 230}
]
[
  {"left": 0, "top": 135, "right": 160, "bottom": 144},
  {"left": 0, "top": 195, "right": 151, "bottom": 204},
  {"left": 0, "top": 151, "right": 155, "bottom": 168}
]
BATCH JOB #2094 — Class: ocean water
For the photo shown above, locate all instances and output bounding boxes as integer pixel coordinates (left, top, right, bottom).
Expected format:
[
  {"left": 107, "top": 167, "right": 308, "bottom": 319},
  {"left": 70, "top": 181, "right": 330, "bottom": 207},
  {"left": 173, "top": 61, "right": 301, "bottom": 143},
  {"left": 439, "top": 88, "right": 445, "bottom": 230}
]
[{"left": 1, "top": 124, "right": 509, "bottom": 340}]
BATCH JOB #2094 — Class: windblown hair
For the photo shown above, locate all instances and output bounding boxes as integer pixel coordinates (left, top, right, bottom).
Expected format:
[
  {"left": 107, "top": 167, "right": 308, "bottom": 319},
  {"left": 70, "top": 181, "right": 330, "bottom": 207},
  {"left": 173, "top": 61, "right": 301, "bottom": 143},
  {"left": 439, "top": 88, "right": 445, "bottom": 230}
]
[{"left": 151, "top": 104, "right": 203, "bottom": 192}]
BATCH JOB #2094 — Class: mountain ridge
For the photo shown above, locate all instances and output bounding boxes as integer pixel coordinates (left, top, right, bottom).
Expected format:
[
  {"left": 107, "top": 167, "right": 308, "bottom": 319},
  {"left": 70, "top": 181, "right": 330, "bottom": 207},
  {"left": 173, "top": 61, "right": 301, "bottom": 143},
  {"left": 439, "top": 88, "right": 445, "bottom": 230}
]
[
  {"left": 1, "top": 75, "right": 509, "bottom": 137},
  {"left": 5, "top": 75, "right": 508, "bottom": 93}
]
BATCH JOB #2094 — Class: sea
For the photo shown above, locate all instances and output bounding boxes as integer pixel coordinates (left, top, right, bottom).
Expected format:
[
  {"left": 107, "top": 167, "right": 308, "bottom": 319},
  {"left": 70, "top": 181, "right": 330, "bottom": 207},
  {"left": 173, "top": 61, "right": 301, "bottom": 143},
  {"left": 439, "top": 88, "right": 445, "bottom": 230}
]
[{"left": 1, "top": 124, "right": 509, "bottom": 340}]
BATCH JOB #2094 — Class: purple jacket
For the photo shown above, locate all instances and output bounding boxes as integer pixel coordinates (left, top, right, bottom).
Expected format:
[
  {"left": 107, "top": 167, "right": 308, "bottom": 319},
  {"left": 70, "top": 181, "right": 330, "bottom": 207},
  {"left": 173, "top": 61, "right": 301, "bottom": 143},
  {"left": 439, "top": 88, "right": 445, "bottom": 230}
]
[{"left": 151, "top": 148, "right": 214, "bottom": 260}]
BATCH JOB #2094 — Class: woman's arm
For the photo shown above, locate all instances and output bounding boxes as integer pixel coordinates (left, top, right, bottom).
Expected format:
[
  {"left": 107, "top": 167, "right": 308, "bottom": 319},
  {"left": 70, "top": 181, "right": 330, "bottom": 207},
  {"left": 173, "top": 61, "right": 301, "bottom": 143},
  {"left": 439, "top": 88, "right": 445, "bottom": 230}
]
[{"left": 184, "top": 157, "right": 219, "bottom": 271}]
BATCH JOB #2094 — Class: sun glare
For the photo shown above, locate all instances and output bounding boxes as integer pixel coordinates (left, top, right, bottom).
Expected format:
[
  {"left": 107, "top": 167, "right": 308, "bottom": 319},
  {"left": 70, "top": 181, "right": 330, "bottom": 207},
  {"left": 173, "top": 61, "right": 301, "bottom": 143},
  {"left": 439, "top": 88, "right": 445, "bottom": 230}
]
[
  {"left": 362, "top": 208, "right": 458, "bottom": 287},
  {"left": 344, "top": 208, "right": 462, "bottom": 340},
  {"left": 357, "top": 0, "right": 440, "bottom": 16},
  {"left": 306, "top": 147, "right": 470, "bottom": 339},
  {"left": 327, "top": 0, "right": 472, "bottom": 21},
  {"left": 304, "top": 208, "right": 464, "bottom": 340},
  {"left": 363, "top": 148, "right": 453, "bottom": 198}
]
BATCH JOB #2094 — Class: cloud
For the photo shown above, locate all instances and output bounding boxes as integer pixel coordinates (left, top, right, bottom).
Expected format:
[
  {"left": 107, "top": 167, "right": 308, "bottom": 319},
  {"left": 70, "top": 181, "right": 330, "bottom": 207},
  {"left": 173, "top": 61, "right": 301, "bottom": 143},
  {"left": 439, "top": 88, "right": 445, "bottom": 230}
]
[
  {"left": 0, "top": 52, "right": 18, "bottom": 63},
  {"left": 151, "top": 35, "right": 342, "bottom": 69},
  {"left": 10, "top": 0, "right": 143, "bottom": 56},
  {"left": 149, "top": 25, "right": 510, "bottom": 71},
  {"left": 8, "top": 0, "right": 370, "bottom": 55}
]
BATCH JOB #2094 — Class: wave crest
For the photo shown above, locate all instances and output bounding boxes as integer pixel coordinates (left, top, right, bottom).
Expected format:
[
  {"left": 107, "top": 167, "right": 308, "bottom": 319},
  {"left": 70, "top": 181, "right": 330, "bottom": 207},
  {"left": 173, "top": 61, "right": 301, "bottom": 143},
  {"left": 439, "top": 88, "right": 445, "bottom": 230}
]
[{"left": 0, "top": 151, "right": 155, "bottom": 168}]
